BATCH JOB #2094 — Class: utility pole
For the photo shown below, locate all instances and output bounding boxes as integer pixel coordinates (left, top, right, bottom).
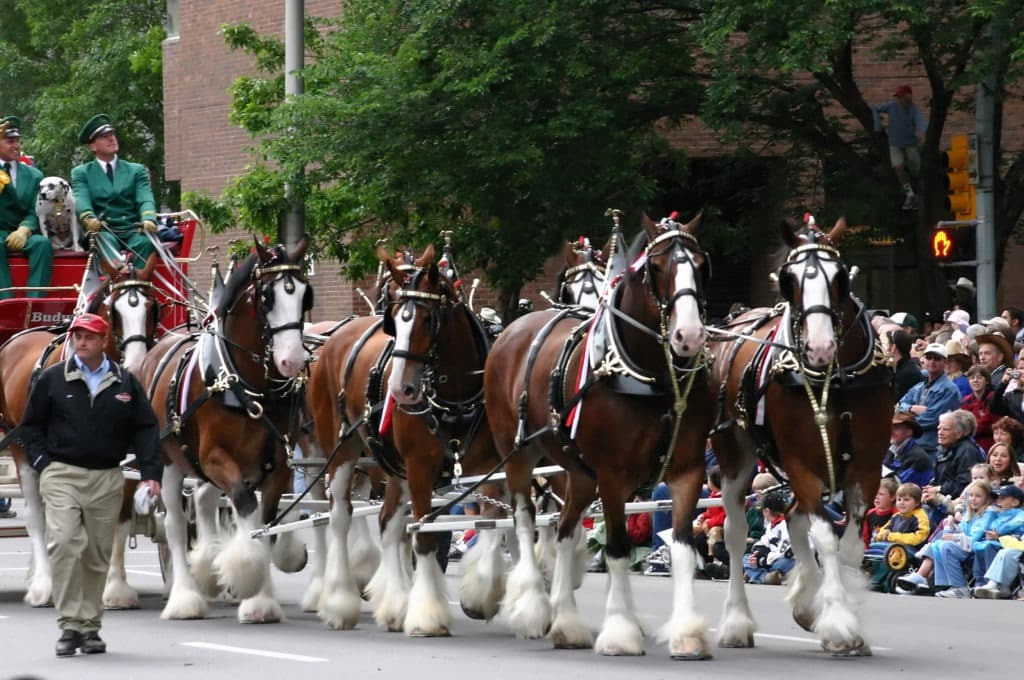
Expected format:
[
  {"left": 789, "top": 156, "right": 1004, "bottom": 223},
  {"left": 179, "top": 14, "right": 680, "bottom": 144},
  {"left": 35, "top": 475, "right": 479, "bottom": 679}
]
[
  {"left": 281, "top": 0, "right": 305, "bottom": 248},
  {"left": 973, "top": 34, "right": 997, "bottom": 320}
]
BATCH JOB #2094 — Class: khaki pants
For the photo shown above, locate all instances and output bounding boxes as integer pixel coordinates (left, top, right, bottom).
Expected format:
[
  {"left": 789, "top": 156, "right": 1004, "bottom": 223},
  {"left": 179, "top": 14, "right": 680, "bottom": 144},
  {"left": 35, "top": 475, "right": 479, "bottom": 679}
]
[{"left": 39, "top": 462, "right": 123, "bottom": 633}]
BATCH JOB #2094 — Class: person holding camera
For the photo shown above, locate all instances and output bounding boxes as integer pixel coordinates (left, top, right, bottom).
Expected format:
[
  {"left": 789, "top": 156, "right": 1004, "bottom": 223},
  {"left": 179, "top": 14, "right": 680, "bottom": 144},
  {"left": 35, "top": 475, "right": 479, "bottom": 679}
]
[{"left": 991, "top": 348, "right": 1024, "bottom": 425}]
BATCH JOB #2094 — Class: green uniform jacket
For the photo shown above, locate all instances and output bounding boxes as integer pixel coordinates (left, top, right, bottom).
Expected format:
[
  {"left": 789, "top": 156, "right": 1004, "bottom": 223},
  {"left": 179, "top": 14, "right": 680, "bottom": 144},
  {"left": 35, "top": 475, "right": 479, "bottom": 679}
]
[
  {"left": 0, "top": 161, "right": 43, "bottom": 233},
  {"left": 71, "top": 158, "right": 157, "bottom": 231}
]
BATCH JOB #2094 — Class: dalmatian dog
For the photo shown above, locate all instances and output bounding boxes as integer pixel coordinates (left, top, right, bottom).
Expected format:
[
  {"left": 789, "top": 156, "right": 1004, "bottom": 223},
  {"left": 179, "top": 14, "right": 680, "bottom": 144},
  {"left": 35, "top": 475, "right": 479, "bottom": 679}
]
[{"left": 36, "top": 176, "right": 83, "bottom": 251}]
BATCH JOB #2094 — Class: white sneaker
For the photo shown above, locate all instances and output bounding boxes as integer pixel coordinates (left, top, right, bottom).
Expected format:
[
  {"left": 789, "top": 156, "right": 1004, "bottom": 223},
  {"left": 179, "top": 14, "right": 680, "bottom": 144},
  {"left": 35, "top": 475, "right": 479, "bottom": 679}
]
[{"left": 972, "top": 581, "right": 1011, "bottom": 599}]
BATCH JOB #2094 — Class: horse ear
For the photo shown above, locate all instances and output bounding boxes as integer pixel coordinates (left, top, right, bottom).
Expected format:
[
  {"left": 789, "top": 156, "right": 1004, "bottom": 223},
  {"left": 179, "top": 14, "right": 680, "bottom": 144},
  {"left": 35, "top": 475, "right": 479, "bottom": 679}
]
[
  {"left": 780, "top": 221, "right": 802, "bottom": 248},
  {"left": 682, "top": 211, "right": 702, "bottom": 235},
  {"left": 415, "top": 243, "right": 436, "bottom": 268},
  {"left": 288, "top": 237, "right": 309, "bottom": 262},
  {"left": 641, "top": 213, "right": 659, "bottom": 240},
  {"left": 562, "top": 240, "right": 576, "bottom": 265},
  {"left": 826, "top": 217, "right": 847, "bottom": 244},
  {"left": 254, "top": 236, "right": 268, "bottom": 260}
]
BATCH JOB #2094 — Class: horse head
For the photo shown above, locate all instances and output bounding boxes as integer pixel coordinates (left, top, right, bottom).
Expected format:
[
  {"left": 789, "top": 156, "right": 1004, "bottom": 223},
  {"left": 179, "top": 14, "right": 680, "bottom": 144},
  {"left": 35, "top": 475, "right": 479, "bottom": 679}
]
[
  {"left": 636, "top": 212, "right": 709, "bottom": 358},
  {"left": 250, "top": 238, "right": 313, "bottom": 378},
  {"left": 104, "top": 272, "right": 160, "bottom": 375},
  {"left": 777, "top": 217, "right": 850, "bottom": 368},
  {"left": 378, "top": 243, "right": 457, "bottom": 406},
  {"left": 556, "top": 237, "right": 607, "bottom": 310}
]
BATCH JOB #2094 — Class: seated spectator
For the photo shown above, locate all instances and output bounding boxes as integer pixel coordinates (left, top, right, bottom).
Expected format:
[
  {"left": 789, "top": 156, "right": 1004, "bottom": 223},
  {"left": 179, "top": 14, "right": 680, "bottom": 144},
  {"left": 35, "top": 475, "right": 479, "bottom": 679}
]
[
  {"left": 587, "top": 492, "right": 652, "bottom": 573},
  {"left": 962, "top": 365, "right": 997, "bottom": 453},
  {"left": 745, "top": 472, "right": 781, "bottom": 553},
  {"left": 692, "top": 466, "right": 727, "bottom": 577},
  {"left": 971, "top": 526, "right": 1024, "bottom": 599},
  {"left": 986, "top": 442, "right": 1022, "bottom": 486},
  {"left": 865, "top": 483, "right": 930, "bottom": 590},
  {"left": 992, "top": 416, "right": 1024, "bottom": 463},
  {"left": 883, "top": 412, "right": 933, "bottom": 487},
  {"left": 743, "top": 492, "right": 794, "bottom": 585},
  {"left": 923, "top": 410, "right": 984, "bottom": 526},
  {"left": 970, "top": 484, "right": 1024, "bottom": 589},
  {"left": 898, "top": 480, "right": 993, "bottom": 596},
  {"left": 863, "top": 478, "right": 899, "bottom": 548}
]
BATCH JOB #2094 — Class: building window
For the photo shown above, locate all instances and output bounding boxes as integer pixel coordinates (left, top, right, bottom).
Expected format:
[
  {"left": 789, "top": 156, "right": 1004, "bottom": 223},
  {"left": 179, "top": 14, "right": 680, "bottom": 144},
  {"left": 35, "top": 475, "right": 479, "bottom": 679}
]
[{"left": 166, "top": 0, "right": 180, "bottom": 38}]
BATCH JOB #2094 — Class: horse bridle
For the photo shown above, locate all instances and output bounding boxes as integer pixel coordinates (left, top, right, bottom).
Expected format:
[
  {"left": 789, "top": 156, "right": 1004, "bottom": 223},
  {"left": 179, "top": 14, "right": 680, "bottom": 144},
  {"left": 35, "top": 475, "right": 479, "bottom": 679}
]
[
  {"left": 253, "top": 262, "right": 313, "bottom": 338},
  {"left": 558, "top": 250, "right": 606, "bottom": 305},
  {"left": 109, "top": 279, "right": 158, "bottom": 351},
  {"left": 643, "top": 227, "right": 710, "bottom": 326},
  {"left": 385, "top": 267, "right": 451, "bottom": 366},
  {"left": 777, "top": 241, "right": 850, "bottom": 344}
]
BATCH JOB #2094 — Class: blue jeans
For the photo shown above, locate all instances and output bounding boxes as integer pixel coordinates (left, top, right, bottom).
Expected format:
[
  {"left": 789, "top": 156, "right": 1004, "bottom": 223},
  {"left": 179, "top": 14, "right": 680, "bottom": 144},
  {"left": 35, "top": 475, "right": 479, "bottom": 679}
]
[
  {"left": 973, "top": 542, "right": 1003, "bottom": 583},
  {"left": 983, "top": 548, "right": 1023, "bottom": 586},
  {"left": 933, "top": 540, "right": 971, "bottom": 587},
  {"left": 744, "top": 557, "right": 795, "bottom": 584},
  {"left": 0, "top": 497, "right": 9, "bottom": 512}
]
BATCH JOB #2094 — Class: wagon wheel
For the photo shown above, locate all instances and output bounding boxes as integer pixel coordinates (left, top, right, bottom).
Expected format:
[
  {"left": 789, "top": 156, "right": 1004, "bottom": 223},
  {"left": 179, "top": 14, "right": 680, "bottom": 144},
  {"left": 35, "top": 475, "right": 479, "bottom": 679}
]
[{"left": 884, "top": 543, "right": 909, "bottom": 571}]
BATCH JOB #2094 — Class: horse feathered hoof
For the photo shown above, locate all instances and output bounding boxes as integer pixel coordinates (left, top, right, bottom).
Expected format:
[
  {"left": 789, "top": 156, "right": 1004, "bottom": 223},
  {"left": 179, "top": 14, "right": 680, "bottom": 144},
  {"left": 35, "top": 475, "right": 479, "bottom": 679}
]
[
  {"left": 822, "top": 638, "right": 871, "bottom": 657},
  {"left": 717, "top": 634, "right": 754, "bottom": 648},
  {"left": 408, "top": 626, "right": 450, "bottom": 638},
  {"left": 670, "top": 636, "right": 713, "bottom": 660},
  {"left": 460, "top": 602, "right": 488, "bottom": 620},
  {"left": 793, "top": 609, "right": 816, "bottom": 632}
]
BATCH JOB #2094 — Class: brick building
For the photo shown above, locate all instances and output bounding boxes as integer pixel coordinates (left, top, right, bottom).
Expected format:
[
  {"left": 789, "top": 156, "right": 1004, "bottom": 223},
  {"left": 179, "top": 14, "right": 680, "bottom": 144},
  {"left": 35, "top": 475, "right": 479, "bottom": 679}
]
[{"left": 163, "top": 1, "right": 1024, "bottom": 320}]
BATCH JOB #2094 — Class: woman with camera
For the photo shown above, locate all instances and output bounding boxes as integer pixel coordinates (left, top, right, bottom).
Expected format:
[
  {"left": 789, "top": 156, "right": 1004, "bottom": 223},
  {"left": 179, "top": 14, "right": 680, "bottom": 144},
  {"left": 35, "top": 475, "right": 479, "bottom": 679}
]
[{"left": 991, "top": 348, "right": 1024, "bottom": 425}]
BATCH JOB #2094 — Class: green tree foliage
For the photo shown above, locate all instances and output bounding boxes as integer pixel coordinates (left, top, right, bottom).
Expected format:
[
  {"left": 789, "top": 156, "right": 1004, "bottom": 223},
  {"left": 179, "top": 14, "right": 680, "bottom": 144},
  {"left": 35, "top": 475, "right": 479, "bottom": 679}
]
[
  {"left": 695, "top": 0, "right": 1024, "bottom": 312},
  {"left": 222, "top": 1, "right": 707, "bottom": 305},
  {"left": 0, "top": 0, "right": 167, "bottom": 203}
]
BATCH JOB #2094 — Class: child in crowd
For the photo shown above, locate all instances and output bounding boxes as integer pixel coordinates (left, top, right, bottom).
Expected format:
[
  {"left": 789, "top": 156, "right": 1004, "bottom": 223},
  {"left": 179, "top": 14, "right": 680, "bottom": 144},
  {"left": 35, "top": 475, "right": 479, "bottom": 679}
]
[
  {"left": 863, "top": 478, "right": 899, "bottom": 548},
  {"left": 969, "top": 484, "right": 1024, "bottom": 590},
  {"left": 743, "top": 492, "right": 793, "bottom": 585},
  {"left": 745, "top": 472, "right": 780, "bottom": 553},
  {"left": 987, "top": 442, "right": 1022, "bottom": 485},
  {"left": 972, "top": 488, "right": 1024, "bottom": 599},
  {"left": 897, "top": 480, "right": 993, "bottom": 596},
  {"left": 692, "top": 466, "right": 727, "bottom": 577},
  {"left": 865, "top": 483, "right": 930, "bottom": 590}
]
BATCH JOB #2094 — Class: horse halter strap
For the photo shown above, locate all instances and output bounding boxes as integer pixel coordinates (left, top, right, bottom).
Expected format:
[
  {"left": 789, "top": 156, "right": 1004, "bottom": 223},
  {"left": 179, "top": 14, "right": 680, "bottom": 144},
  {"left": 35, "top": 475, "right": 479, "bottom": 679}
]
[
  {"left": 389, "top": 287, "right": 448, "bottom": 364},
  {"left": 109, "top": 279, "right": 156, "bottom": 351},
  {"left": 254, "top": 262, "right": 309, "bottom": 337},
  {"left": 644, "top": 228, "right": 707, "bottom": 321},
  {"left": 782, "top": 242, "right": 845, "bottom": 328}
]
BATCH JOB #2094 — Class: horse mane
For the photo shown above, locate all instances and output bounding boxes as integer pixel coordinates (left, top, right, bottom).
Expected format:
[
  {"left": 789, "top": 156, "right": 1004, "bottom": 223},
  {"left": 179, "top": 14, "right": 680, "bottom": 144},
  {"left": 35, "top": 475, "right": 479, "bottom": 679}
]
[{"left": 217, "top": 254, "right": 259, "bottom": 317}]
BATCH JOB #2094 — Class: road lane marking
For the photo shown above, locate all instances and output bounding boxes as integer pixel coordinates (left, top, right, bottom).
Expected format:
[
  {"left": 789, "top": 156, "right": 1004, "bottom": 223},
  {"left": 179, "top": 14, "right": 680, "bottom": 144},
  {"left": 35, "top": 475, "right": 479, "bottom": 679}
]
[
  {"left": 707, "top": 627, "right": 890, "bottom": 651},
  {"left": 182, "top": 642, "right": 328, "bottom": 662}
]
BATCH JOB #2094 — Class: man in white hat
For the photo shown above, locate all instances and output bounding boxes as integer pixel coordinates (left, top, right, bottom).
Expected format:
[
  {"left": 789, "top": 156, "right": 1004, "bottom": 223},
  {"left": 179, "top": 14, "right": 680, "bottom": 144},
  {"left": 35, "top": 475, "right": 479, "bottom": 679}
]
[
  {"left": 897, "top": 342, "right": 962, "bottom": 457},
  {"left": 951, "top": 277, "right": 976, "bottom": 321}
]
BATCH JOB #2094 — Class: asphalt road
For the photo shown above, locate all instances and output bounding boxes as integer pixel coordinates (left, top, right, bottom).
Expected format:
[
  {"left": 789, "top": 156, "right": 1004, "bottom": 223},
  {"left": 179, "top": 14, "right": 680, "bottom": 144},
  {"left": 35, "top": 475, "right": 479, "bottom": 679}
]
[{"left": 0, "top": 501, "right": 1016, "bottom": 680}]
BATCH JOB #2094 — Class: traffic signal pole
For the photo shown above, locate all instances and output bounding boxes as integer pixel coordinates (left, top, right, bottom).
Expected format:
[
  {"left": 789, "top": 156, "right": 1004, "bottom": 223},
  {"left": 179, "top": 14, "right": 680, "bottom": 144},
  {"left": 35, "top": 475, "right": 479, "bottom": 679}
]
[
  {"left": 975, "top": 80, "right": 996, "bottom": 320},
  {"left": 281, "top": 0, "right": 305, "bottom": 249}
]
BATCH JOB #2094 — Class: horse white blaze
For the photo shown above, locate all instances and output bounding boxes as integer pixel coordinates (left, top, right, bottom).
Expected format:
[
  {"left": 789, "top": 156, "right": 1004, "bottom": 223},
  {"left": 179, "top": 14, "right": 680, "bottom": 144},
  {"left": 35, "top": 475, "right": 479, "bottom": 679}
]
[
  {"left": 796, "top": 258, "right": 839, "bottom": 368},
  {"left": 387, "top": 307, "right": 422, "bottom": 405},
  {"left": 265, "top": 278, "right": 308, "bottom": 378},
  {"left": 113, "top": 292, "right": 149, "bottom": 374},
  {"left": 668, "top": 253, "right": 705, "bottom": 357}
]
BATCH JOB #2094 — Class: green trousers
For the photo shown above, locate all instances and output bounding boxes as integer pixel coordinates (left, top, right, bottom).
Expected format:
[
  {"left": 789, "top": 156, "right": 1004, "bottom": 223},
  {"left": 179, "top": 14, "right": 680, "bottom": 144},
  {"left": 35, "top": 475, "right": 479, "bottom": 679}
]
[
  {"left": 96, "top": 229, "right": 155, "bottom": 271},
  {"left": 0, "top": 232, "right": 54, "bottom": 299}
]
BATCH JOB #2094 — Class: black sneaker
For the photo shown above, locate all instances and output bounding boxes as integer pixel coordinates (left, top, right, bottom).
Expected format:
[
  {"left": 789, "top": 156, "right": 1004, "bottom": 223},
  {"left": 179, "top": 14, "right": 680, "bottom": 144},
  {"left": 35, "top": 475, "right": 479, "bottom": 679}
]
[
  {"left": 56, "top": 630, "right": 81, "bottom": 657},
  {"left": 80, "top": 631, "right": 107, "bottom": 654}
]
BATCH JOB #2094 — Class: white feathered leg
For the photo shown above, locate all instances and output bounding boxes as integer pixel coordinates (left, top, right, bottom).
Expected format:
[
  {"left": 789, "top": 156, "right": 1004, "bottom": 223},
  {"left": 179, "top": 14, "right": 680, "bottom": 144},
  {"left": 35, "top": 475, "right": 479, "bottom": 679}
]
[
  {"left": 318, "top": 465, "right": 363, "bottom": 629},
  {"left": 188, "top": 481, "right": 225, "bottom": 598},
  {"left": 301, "top": 522, "right": 327, "bottom": 612},
  {"left": 19, "top": 464, "right": 52, "bottom": 607},
  {"left": 503, "top": 495, "right": 552, "bottom": 638},
  {"left": 717, "top": 468, "right": 757, "bottom": 648},
  {"left": 160, "top": 465, "right": 208, "bottom": 619},
  {"left": 594, "top": 555, "right": 645, "bottom": 656},
  {"left": 403, "top": 535, "right": 452, "bottom": 637},
  {"left": 658, "top": 542, "right": 711, "bottom": 659},
  {"left": 459, "top": 521, "right": 506, "bottom": 621},
  {"left": 548, "top": 527, "right": 593, "bottom": 649},
  {"left": 812, "top": 510, "right": 871, "bottom": 656},
  {"left": 367, "top": 484, "right": 411, "bottom": 631},
  {"left": 214, "top": 508, "right": 273, "bottom": 603},
  {"left": 103, "top": 519, "right": 139, "bottom": 609},
  {"left": 785, "top": 512, "right": 821, "bottom": 633}
]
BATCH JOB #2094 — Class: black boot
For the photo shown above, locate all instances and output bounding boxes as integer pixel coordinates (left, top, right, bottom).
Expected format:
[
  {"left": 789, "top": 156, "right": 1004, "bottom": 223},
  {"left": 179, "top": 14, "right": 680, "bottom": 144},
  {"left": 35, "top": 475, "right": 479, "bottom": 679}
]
[
  {"left": 80, "top": 631, "right": 107, "bottom": 654},
  {"left": 56, "top": 630, "right": 81, "bottom": 657}
]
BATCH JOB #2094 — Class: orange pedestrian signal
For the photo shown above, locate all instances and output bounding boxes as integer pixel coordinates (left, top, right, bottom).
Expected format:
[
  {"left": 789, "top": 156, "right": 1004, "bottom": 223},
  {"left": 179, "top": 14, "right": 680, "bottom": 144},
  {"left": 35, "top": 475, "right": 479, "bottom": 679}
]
[{"left": 931, "top": 229, "right": 953, "bottom": 260}]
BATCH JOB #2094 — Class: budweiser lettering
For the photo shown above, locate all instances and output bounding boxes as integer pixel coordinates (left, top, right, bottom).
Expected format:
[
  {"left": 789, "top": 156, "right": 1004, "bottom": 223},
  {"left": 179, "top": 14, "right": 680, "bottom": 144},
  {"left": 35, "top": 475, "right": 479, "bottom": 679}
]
[{"left": 30, "top": 312, "right": 72, "bottom": 323}]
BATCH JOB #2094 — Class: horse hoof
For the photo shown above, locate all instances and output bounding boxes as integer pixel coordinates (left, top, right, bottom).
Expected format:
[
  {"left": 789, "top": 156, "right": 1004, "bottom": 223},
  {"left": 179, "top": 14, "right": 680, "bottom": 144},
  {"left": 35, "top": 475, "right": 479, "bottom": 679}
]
[
  {"left": 670, "top": 637, "right": 713, "bottom": 660},
  {"left": 461, "top": 603, "right": 487, "bottom": 620},
  {"left": 718, "top": 634, "right": 754, "bottom": 648},
  {"left": 822, "top": 639, "right": 871, "bottom": 657},
  {"left": 793, "top": 610, "right": 816, "bottom": 633},
  {"left": 408, "top": 627, "right": 450, "bottom": 638}
]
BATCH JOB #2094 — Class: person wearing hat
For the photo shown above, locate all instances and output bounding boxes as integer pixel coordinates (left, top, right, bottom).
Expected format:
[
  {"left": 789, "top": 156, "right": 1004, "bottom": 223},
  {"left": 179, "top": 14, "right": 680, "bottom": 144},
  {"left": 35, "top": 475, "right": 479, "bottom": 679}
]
[
  {"left": 889, "top": 311, "right": 920, "bottom": 336},
  {"left": 976, "top": 332, "right": 1012, "bottom": 385},
  {"left": 19, "top": 312, "right": 162, "bottom": 657},
  {"left": 992, "top": 346, "right": 1024, "bottom": 424},
  {"left": 742, "top": 492, "right": 794, "bottom": 585},
  {"left": 70, "top": 114, "right": 160, "bottom": 281},
  {"left": 872, "top": 84, "right": 927, "bottom": 210},
  {"left": 884, "top": 412, "right": 933, "bottom": 487},
  {"left": 950, "top": 278, "right": 976, "bottom": 321},
  {"left": 943, "top": 337, "right": 972, "bottom": 397},
  {"left": 971, "top": 484, "right": 1024, "bottom": 599},
  {"left": 897, "top": 342, "right": 962, "bottom": 457},
  {"left": 0, "top": 115, "right": 53, "bottom": 299}
]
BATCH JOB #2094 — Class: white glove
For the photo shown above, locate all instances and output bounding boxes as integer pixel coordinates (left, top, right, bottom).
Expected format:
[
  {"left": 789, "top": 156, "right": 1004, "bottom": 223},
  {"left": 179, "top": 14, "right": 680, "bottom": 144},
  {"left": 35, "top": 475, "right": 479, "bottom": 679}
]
[{"left": 134, "top": 483, "right": 158, "bottom": 515}]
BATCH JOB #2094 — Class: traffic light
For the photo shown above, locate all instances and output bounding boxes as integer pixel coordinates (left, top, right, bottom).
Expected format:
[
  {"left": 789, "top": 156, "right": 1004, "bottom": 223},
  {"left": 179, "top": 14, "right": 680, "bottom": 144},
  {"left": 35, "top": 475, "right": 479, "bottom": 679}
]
[
  {"left": 931, "top": 224, "right": 977, "bottom": 264},
  {"left": 943, "top": 134, "right": 977, "bottom": 221}
]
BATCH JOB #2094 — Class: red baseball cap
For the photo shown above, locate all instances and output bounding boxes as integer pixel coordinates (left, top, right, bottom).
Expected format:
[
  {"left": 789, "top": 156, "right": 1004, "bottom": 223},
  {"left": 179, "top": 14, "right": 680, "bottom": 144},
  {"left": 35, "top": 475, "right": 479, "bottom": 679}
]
[
  {"left": 893, "top": 84, "right": 912, "bottom": 97},
  {"left": 69, "top": 313, "right": 109, "bottom": 334}
]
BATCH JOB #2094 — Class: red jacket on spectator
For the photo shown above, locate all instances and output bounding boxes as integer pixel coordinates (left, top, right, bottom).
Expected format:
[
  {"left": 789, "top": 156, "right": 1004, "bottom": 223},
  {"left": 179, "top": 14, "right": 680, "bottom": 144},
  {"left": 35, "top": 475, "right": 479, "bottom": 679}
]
[
  {"left": 626, "top": 510, "right": 652, "bottom": 546},
  {"left": 697, "top": 491, "right": 725, "bottom": 529},
  {"left": 962, "top": 389, "right": 997, "bottom": 454},
  {"left": 862, "top": 506, "right": 895, "bottom": 547}
]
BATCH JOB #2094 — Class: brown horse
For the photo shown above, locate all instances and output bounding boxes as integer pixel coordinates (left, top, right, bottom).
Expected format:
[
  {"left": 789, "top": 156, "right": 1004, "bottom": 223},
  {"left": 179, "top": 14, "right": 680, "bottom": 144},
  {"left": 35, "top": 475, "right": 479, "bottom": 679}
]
[
  {"left": 485, "top": 212, "right": 716, "bottom": 657},
  {"left": 0, "top": 268, "right": 160, "bottom": 607},
  {"left": 139, "top": 240, "right": 311, "bottom": 623},
  {"left": 708, "top": 219, "right": 892, "bottom": 656}
]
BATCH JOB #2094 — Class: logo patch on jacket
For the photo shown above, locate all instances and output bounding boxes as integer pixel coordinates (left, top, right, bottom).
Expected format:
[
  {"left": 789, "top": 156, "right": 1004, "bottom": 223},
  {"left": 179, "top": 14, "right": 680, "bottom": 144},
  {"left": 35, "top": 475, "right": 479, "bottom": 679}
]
[{"left": 115, "top": 392, "right": 133, "bottom": 403}]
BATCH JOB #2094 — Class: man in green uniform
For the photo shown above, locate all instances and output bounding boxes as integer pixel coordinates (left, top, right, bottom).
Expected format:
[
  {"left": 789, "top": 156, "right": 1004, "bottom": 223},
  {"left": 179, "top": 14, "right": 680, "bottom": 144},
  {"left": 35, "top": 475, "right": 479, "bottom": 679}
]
[
  {"left": 0, "top": 116, "right": 53, "bottom": 298},
  {"left": 71, "top": 114, "right": 159, "bottom": 280}
]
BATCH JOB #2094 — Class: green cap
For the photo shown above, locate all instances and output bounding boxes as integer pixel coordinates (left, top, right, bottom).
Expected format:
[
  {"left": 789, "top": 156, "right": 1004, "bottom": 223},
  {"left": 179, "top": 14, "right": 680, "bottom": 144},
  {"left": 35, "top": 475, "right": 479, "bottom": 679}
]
[
  {"left": 1, "top": 116, "right": 21, "bottom": 138},
  {"left": 78, "top": 114, "right": 115, "bottom": 144}
]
